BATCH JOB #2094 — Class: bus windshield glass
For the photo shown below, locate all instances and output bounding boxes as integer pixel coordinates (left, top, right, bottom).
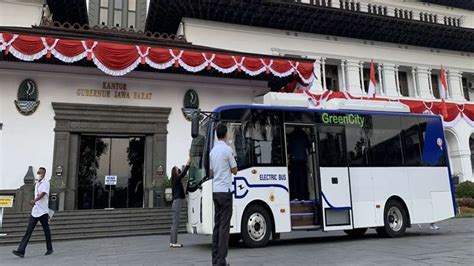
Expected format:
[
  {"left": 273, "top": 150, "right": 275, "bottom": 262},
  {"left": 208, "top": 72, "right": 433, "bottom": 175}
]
[{"left": 188, "top": 116, "right": 210, "bottom": 192}]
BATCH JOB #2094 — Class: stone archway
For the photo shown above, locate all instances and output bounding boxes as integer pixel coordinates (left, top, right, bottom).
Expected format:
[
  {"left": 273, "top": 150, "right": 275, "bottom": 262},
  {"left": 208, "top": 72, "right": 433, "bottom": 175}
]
[
  {"left": 444, "top": 129, "right": 462, "bottom": 182},
  {"left": 470, "top": 134, "right": 474, "bottom": 175},
  {"left": 51, "top": 103, "right": 171, "bottom": 210}
]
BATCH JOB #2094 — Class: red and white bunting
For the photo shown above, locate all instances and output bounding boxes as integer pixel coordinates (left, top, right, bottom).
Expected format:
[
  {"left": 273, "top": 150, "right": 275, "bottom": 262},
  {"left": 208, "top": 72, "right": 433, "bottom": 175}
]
[
  {"left": 0, "top": 32, "right": 315, "bottom": 82},
  {"left": 299, "top": 90, "right": 474, "bottom": 128}
]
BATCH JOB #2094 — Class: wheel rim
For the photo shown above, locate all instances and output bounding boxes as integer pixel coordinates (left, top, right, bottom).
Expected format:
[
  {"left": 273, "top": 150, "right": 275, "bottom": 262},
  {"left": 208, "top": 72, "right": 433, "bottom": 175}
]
[
  {"left": 247, "top": 213, "right": 266, "bottom": 242},
  {"left": 387, "top": 206, "right": 403, "bottom": 232}
]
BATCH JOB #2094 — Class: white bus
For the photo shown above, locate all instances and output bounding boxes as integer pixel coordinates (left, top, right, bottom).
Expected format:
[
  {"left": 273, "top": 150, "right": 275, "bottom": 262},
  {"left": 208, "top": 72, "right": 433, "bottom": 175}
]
[{"left": 186, "top": 96, "right": 456, "bottom": 248}]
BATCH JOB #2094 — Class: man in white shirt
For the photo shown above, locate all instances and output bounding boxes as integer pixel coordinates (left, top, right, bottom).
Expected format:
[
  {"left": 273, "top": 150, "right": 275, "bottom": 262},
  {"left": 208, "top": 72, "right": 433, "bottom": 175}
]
[
  {"left": 210, "top": 123, "right": 238, "bottom": 266},
  {"left": 13, "top": 167, "right": 53, "bottom": 258}
]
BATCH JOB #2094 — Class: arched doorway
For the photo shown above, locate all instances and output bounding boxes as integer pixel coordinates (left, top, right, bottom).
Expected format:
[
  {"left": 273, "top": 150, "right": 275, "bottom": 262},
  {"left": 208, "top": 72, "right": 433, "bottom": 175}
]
[
  {"left": 444, "top": 130, "right": 461, "bottom": 183},
  {"left": 470, "top": 134, "right": 474, "bottom": 175}
]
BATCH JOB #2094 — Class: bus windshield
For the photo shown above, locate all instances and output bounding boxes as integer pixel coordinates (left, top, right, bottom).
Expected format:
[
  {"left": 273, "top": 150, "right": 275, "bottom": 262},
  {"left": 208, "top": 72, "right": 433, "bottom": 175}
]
[{"left": 188, "top": 116, "right": 210, "bottom": 192}]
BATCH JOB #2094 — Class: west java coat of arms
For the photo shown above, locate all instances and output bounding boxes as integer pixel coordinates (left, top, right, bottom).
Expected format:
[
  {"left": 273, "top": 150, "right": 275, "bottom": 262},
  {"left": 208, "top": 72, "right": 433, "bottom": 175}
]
[{"left": 15, "top": 79, "right": 40, "bottom": 115}]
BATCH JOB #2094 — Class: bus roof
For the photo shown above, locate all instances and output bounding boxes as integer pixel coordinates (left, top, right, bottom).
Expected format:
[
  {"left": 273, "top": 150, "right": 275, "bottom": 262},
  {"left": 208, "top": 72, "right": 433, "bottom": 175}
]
[{"left": 213, "top": 104, "right": 442, "bottom": 120}]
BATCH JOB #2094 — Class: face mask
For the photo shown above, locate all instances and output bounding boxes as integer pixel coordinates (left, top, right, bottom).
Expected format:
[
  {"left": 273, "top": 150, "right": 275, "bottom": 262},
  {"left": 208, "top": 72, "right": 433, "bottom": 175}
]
[{"left": 35, "top": 175, "right": 42, "bottom": 181}]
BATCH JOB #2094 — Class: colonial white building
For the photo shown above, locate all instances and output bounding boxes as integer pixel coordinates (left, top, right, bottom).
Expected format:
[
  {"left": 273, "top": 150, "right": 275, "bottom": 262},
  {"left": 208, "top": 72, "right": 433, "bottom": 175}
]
[
  {"left": 0, "top": 0, "right": 472, "bottom": 212},
  {"left": 146, "top": 0, "right": 474, "bottom": 181}
]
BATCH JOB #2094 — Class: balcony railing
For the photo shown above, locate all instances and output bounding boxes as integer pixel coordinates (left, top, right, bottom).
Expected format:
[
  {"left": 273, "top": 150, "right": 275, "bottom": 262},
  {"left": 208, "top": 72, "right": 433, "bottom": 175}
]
[{"left": 293, "top": 0, "right": 466, "bottom": 28}]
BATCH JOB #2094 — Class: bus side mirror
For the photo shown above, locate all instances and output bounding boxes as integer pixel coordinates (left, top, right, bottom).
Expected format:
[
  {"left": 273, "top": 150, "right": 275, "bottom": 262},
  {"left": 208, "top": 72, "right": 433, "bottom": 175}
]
[{"left": 191, "top": 112, "right": 200, "bottom": 138}]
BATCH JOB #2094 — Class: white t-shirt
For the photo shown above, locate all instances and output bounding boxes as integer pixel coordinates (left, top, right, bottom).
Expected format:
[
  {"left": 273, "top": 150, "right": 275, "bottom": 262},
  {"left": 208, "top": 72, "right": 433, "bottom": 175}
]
[{"left": 31, "top": 179, "right": 50, "bottom": 218}]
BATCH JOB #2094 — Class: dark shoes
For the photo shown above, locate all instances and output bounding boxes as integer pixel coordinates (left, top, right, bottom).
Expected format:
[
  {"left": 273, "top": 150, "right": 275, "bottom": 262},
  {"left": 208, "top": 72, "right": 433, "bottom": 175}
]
[
  {"left": 12, "top": 249, "right": 53, "bottom": 258},
  {"left": 12, "top": 250, "right": 24, "bottom": 258}
]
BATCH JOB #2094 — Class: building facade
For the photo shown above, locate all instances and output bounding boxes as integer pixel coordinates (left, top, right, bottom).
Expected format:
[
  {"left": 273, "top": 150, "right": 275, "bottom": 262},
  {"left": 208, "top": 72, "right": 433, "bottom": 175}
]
[
  {"left": 0, "top": 6, "right": 313, "bottom": 211},
  {"left": 0, "top": 0, "right": 472, "bottom": 212},
  {"left": 147, "top": 0, "right": 474, "bottom": 182}
]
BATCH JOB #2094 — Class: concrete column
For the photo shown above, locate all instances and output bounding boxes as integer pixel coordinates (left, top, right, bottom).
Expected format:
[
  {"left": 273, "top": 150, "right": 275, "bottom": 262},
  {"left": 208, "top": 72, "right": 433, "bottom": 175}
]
[
  {"left": 382, "top": 63, "right": 398, "bottom": 97},
  {"left": 359, "top": 2, "right": 368, "bottom": 12},
  {"left": 427, "top": 68, "right": 434, "bottom": 99},
  {"left": 345, "top": 59, "right": 363, "bottom": 95},
  {"left": 415, "top": 66, "right": 432, "bottom": 99},
  {"left": 395, "top": 65, "right": 401, "bottom": 96},
  {"left": 378, "top": 64, "right": 384, "bottom": 95},
  {"left": 310, "top": 57, "right": 324, "bottom": 93},
  {"left": 447, "top": 69, "right": 465, "bottom": 101},
  {"left": 331, "top": 0, "right": 340, "bottom": 8},
  {"left": 411, "top": 67, "right": 419, "bottom": 97},
  {"left": 386, "top": 6, "right": 395, "bottom": 17},
  {"left": 340, "top": 60, "right": 347, "bottom": 92},
  {"left": 359, "top": 61, "right": 365, "bottom": 94},
  {"left": 459, "top": 72, "right": 466, "bottom": 100},
  {"left": 321, "top": 58, "right": 327, "bottom": 90}
]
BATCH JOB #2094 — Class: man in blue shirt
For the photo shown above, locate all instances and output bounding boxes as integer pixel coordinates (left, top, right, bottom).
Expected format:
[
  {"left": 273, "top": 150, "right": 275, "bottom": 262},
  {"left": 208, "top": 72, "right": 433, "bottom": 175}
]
[{"left": 210, "top": 123, "right": 237, "bottom": 266}]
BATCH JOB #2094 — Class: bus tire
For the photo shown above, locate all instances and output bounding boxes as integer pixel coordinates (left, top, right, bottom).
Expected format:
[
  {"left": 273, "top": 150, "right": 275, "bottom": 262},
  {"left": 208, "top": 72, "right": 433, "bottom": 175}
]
[
  {"left": 379, "top": 199, "right": 408, "bottom": 238},
  {"left": 229, "top": 233, "right": 241, "bottom": 246},
  {"left": 241, "top": 204, "right": 272, "bottom": 248},
  {"left": 343, "top": 228, "right": 367, "bottom": 238}
]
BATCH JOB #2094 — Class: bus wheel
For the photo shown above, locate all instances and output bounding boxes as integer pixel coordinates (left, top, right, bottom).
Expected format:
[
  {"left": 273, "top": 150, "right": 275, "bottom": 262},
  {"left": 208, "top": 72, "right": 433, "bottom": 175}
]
[
  {"left": 343, "top": 228, "right": 367, "bottom": 238},
  {"left": 241, "top": 204, "right": 272, "bottom": 248},
  {"left": 229, "top": 233, "right": 241, "bottom": 246},
  {"left": 378, "top": 200, "right": 408, "bottom": 238}
]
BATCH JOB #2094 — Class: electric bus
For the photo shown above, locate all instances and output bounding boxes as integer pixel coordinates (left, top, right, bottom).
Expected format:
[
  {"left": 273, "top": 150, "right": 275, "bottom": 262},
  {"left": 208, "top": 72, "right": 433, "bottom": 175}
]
[{"left": 186, "top": 93, "right": 456, "bottom": 248}]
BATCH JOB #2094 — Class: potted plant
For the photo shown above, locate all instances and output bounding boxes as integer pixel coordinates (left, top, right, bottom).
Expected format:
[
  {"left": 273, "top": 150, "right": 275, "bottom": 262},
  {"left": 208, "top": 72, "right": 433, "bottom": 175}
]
[{"left": 164, "top": 176, "right": 173, "bottom": 202}]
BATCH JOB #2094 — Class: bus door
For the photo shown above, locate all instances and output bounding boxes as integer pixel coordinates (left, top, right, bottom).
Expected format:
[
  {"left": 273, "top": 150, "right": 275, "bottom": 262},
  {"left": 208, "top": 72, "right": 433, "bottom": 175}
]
[
  {"left": 285, "top": 124, "right": 320, "bottom": 228},
  {"left": 317, "top": 125, "right": 353, "bottom": 231}
]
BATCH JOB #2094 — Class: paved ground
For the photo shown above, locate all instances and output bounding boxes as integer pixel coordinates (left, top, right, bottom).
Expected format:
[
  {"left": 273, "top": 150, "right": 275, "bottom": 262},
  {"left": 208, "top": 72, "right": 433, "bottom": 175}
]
[{"left": 1, "top": 218, "right": 472, "bottom": 265}]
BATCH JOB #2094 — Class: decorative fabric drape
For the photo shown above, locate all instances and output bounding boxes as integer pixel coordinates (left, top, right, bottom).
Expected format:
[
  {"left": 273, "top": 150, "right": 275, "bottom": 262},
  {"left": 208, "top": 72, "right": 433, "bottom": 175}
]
[
  {"left": 303, "top": 90, "right": 474, "bottom": 128},
  {"left": 0, "top": 32, "right": 315, "bottom": 82}
]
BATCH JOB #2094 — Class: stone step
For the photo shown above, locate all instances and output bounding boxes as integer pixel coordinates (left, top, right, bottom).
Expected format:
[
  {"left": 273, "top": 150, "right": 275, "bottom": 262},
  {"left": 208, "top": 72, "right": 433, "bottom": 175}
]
[
  {"left": 2, "top": 211, "right": 186, "bottom": 225},
  {"left": 3, "top": 207, "right": 177, "bottom": 219},
  {"left": 0, "top": 207, "right": 189, "bottom": 245},
  {"left": 2, "top": 213, "right": 186, "bottom": 228},
  {"left": 0, "top": 223, "right": 187, "bottom": 241},
  {"left": 0, "top": 227, "right": 187, "bottom": 245},
  {"left": 2, "top": 218, "right": 187, "bottom": 233}
]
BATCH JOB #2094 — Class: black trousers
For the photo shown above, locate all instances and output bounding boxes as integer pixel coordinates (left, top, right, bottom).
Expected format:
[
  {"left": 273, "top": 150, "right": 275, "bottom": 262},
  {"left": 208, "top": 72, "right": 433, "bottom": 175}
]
[
  {"left": 17, "top": 214, "right": 52, "bottom": 253},
  {"left": 212, "top": 192, "right": 233, "bottom": 266},
  {"left": 289, "top": 160, "right": 309, "bottom": 200}
]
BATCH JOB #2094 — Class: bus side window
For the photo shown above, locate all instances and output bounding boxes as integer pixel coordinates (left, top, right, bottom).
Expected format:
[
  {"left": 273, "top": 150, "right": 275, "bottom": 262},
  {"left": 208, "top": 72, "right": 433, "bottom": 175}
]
[
  {"left": 368, "top": 116, "right": 403, "bottom": 167},
  {"left": 401, "top": 117, "right": 423, "bottom": 166},
  {"left": 318, "top": 131, "right": 346, "bottom": 167},
  {"left": 345, "top": 126, "right": 369, "bottom": 167}
]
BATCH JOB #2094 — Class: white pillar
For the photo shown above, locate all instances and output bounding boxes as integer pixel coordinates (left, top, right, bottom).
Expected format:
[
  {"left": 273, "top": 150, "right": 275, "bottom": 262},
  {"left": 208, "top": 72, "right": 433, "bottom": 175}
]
[
  {"left": 427, "top": 68, "right": 434, "bottom": 99},
  {"left": 331, "top": 0, "right": 340, "bottom": 8},
  {"left": 377, "top": 64, "right": 384, "bottom": 96},
  {"left": 345, "top": 59, "right": 363, "bottom": 95},
  {"left": 415, "top": 66, "right": 432, "bottom": 99},
  {"left": 359, "top": 61, "right": 365, "bottom": 94},
  {"left": 386, "top": 6, "right": 395, "bottom": 17},
  {"left": 447, "top": 69, "right": 464, "bottom": 101},
  {"left": 340, "top": 60, "right": 347, "bottom": 92},
  {"left": 382, "top": 63, "right": 398, "bottom": 97},
  {"left": 459, "top": 72, "right": 465, "bottom": 101},
  {"left": 395, "top": 65, "right": 401, "bottom": 96},
  {"left": 321, "top": 58, "right": 327, "bottom": 90},
  {"left": 411, "top": 67, "right": 418, "bottom": 97},
  {"left": 309, "top": 58, "right": 324, "bottom": 93}
]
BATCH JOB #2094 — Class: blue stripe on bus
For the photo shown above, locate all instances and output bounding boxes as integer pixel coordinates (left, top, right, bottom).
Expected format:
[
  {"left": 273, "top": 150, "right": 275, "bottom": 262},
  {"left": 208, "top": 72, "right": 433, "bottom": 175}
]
[
  {"left": 233, "top": 176, "right": 289, "bottom": 199},
  {"left": 321, "top": 192, "right": 352, "bottom": 211}
]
